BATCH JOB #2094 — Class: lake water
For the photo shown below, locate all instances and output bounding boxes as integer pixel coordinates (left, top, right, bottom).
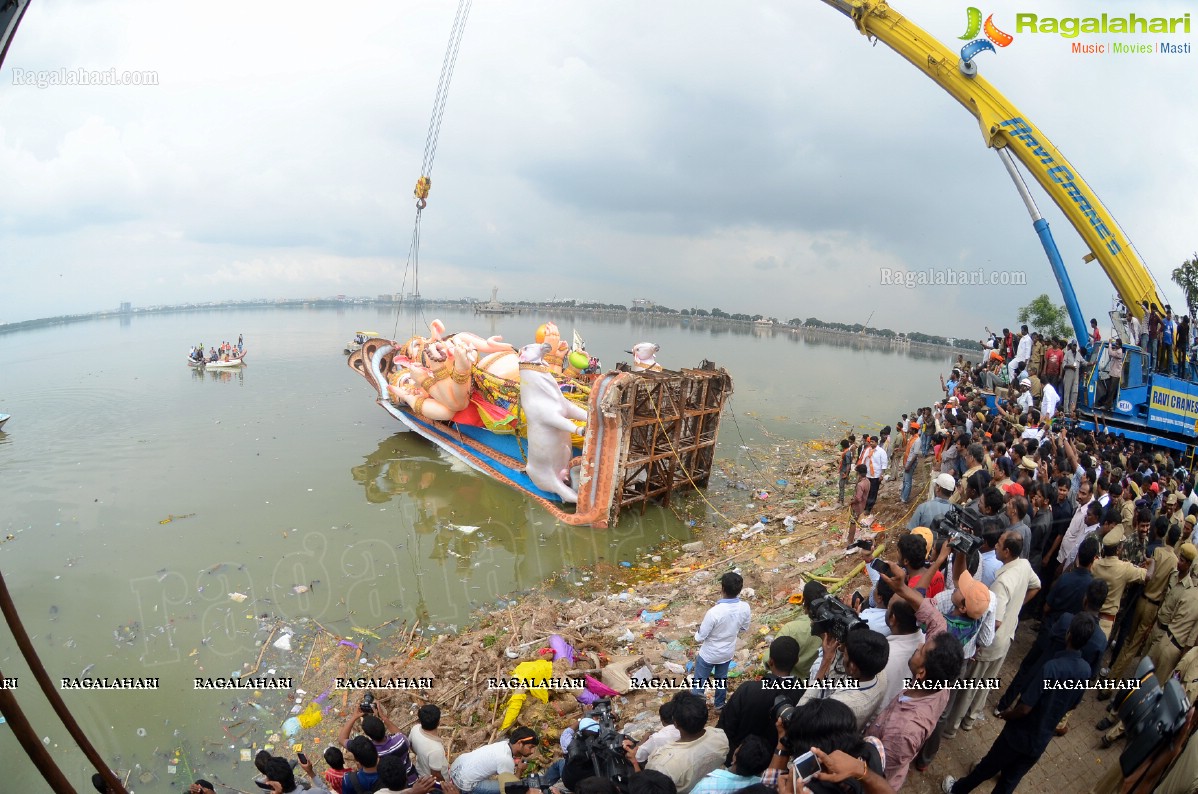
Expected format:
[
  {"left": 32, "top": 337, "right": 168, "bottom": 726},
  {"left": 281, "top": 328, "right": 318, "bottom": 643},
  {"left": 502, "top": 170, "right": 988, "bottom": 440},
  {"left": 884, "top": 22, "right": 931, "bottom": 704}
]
[{"left": 0, "top": 305, "right": 954, "bottom": 789}]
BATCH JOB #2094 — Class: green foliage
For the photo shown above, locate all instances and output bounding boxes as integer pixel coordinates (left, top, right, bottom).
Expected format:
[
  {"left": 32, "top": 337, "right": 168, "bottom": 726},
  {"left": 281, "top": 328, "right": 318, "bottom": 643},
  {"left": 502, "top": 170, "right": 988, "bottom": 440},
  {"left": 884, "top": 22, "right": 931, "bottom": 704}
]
[
  {"left": 1016, "top": 293, "right": 1074, "bottom": 340},
  {"left": 1172, "top": 254, "right": 1198, "bottom": 319}
]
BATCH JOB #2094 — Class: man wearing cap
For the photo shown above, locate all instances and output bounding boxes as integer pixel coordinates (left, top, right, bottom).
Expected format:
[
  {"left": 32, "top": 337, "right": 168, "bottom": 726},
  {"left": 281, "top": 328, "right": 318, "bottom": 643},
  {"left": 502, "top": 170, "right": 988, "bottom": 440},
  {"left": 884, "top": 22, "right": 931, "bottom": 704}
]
[
  {"left": 1106, "top": 526, "right": 1182, "bottom": 689},
  {"left": 1016, "top": 379, "right": 1034, "bottom": 413},
  {"left": 946, "top": 531, "right": 1041, "bottom": 736},
  {"left": 910, "top": 474, "right": 955, "bottom": 531},
  {"left": 1144, "top": 543, "right": 1198, "bottom": 681},
  {"left": 1092, "top": 528, "right": 1148, "bottom": 639},
  {"left": 910, "top": 549, "right": 994, "bottom": 767},
  {"left": 1186, "top": 513, "right": 1198, "bottom": 548},
  {"left": 900, "top": 422, "right": 922, "bottom": 504}
]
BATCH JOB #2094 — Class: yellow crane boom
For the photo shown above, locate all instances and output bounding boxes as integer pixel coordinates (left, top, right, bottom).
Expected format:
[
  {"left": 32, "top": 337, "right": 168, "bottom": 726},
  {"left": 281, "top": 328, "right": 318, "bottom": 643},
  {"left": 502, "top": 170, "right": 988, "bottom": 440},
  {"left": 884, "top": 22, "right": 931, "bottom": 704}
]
[{"left": 818, "top": 0, "right": 1167, "bottom": 317}]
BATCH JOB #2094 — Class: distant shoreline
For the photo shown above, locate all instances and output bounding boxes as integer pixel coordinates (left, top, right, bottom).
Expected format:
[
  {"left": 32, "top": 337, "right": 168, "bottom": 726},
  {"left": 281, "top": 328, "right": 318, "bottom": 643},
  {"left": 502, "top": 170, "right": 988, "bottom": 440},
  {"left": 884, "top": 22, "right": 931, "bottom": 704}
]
[{"left": 0, "top": 298, "right": 976, "bottom": 355}]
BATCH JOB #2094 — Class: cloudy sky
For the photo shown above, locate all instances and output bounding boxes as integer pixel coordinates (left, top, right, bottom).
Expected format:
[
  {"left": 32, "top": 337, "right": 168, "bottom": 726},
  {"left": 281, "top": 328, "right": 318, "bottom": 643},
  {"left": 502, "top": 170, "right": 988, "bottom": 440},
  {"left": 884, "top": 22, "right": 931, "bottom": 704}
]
[{"left": 1, "top": 0, "right": 1195, "bottom": 336}]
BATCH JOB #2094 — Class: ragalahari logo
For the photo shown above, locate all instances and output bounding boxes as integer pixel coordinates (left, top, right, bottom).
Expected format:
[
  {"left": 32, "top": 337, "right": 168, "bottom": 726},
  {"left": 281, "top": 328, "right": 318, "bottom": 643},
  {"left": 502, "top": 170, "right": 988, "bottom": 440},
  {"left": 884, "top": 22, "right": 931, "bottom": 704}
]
[{"left": 960, "top": 7, "right": 1014, "bottom": 63}]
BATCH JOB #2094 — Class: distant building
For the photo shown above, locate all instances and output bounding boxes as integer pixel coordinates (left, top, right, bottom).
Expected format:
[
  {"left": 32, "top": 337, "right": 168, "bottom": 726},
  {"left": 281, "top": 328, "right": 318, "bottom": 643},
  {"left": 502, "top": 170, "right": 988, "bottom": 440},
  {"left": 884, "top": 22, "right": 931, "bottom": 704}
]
[
  {"left": 377, "top": 294, "right": 396, "bottom": 303},
  {"left": 119, "top": 302, "right": 132, "bottom": 313},
  {"left": 631, "top": 298, "right": 655, "bottom": 309}
]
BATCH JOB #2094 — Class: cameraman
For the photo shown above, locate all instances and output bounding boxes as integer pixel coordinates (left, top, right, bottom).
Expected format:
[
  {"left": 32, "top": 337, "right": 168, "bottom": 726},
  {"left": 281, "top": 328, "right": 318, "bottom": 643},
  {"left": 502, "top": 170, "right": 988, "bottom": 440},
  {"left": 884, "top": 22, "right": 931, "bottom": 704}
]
[
  {"left": 800, "top": 629, "right": 890, "bottom": 732},
  {"left": 718, "top": 636, "right": 802, "bottom": 763},
  {"left": 763, "top": 699, "right": 888, "bottom": 794},
  {"left": 339, "top": 696, "right": 418, "bottom": 787}
]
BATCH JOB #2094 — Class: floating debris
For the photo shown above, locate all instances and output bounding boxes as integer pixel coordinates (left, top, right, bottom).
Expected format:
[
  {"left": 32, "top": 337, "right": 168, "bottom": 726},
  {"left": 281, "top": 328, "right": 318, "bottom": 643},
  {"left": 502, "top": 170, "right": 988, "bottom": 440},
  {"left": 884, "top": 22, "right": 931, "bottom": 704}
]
[{"left": 158, "top": 513, "right": 196, "bottom": 525}]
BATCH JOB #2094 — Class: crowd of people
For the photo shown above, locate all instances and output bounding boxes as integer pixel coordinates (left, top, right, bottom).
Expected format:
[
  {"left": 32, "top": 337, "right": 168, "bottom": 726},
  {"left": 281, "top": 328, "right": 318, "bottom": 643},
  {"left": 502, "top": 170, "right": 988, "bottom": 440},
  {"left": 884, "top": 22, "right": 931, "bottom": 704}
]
[{"left": 99, "top": 322, "right": 1198, "bottom": 794}]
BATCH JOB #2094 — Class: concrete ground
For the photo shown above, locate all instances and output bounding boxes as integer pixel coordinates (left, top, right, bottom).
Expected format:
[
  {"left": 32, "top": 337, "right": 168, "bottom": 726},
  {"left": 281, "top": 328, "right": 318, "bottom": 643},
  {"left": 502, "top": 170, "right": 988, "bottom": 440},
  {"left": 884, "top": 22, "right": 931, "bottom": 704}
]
[{"left": 903, "top": 621, "right": 1122, "bottom": 794}]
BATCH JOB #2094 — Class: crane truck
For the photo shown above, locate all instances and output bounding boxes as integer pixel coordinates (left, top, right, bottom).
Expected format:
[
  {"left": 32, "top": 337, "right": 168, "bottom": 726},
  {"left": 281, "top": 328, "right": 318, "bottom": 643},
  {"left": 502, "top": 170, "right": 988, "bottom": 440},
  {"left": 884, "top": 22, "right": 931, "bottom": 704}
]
[{"left": 817, "top": 0, "right": 1198, "bottom": 455}]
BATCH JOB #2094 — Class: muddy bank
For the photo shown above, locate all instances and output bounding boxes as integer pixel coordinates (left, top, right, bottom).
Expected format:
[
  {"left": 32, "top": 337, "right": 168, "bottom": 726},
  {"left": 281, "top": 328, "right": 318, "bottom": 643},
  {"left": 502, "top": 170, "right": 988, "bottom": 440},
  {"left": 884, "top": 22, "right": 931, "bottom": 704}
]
[{"left": 173, "top": 437, "right": 925, "bottom": 789}]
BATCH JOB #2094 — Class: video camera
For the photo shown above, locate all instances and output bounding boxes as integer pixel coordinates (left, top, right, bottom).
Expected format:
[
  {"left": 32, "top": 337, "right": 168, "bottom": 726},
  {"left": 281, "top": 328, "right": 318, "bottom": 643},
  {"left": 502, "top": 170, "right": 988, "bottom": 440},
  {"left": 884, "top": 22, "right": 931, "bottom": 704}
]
[
  {"left": 807, "top": 595, "right": 866, "bottom": 643},
  {"left": 1113, "top": 657, "right": 1191, "bottom": 778},
  {"left": 561, "top": 698, "right": 634, "bottom": 793},
  {"left": 771, "top": 694, "right": 799, "bottom": 726},
  {"left": 933, "top": 505, "right": 984, "bottom": 555}
]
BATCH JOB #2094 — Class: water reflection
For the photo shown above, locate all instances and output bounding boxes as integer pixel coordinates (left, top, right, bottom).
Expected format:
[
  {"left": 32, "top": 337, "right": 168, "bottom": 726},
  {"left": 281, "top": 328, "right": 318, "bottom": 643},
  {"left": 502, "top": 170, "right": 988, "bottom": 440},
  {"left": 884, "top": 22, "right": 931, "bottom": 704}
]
[
  {"left": 190, "top": 367, "right": 245, "bottom": 384},
  {"left": 349, "top": 432, "right": 688, "bottom": 601}
]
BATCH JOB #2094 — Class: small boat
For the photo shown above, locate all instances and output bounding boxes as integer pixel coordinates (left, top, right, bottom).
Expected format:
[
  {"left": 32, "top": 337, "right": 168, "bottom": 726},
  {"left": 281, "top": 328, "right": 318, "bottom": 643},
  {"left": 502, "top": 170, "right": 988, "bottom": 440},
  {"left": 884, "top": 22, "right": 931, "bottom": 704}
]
[
  {"left": 0, "top": 413, "right": 9, "bottom": 431},
  {"left": 187, "top": 353, "right": 247, "bottom": 369},
  {"left": 345, "top": 331, "right": 381, "bottom": 355}
]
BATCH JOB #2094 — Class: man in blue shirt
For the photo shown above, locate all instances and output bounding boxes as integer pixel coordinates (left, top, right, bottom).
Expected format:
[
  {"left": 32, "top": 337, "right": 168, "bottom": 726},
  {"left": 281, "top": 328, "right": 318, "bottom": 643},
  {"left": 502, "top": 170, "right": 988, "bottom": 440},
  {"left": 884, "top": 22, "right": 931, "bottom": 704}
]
[
  {"left": 942, "top": 613, "right": 1095, "bottom": 794},
  {"left": 908, "top": 474, "right": 955, "bottom": 531}
]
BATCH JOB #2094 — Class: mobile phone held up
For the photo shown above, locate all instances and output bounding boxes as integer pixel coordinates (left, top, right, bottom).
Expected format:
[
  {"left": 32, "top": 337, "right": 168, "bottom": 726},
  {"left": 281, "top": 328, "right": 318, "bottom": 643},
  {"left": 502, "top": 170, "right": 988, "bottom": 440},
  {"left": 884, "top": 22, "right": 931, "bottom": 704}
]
[
  {"left": 297, "top": 752, "right": 308, "bottom": 766},
  {"left": 870, "top": 558, "right": 891, "bottom": 575},
  {"left": 789, "top": 750, "right": 822, "bottom": 783}
]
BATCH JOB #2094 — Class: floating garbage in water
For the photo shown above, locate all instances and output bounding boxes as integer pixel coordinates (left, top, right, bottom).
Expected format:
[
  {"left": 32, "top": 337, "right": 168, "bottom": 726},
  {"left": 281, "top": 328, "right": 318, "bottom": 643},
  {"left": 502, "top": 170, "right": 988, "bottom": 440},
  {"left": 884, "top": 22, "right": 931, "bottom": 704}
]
[
  {"left": 158, "top": 513, "right": 196, "bottom": 525},
  {"left": 619, "top": 561, "right": 632, "bottom": 568},
  {"left": 229, "top": 592, "right": 248, "bottom": 603},
  {"left": 273, "top": 634, "right": 293, "bottom": 651},
  {"left": 452, "top": 524, "right": 480, "bottom": 535},
  {"left": 136, "top": 728, "right": 146, "bottom": 737}
]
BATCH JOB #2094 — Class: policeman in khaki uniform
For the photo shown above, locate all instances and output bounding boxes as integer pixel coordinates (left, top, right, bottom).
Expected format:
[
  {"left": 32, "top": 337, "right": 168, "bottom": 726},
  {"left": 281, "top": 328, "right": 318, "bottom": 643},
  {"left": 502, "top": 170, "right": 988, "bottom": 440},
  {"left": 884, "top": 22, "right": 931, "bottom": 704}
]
[
  {"left": 1099, "top": 552, "right": 1198, "bottom": 748},
  {"left": 1091, "top": 528, "right": 1148, "bottom": 639},
  {"left": 1145, "top": 544, "right": 1198, "bottom": 681},
  {"left": 1109, "top": 533, "right": 1183, "bottom": 681}
]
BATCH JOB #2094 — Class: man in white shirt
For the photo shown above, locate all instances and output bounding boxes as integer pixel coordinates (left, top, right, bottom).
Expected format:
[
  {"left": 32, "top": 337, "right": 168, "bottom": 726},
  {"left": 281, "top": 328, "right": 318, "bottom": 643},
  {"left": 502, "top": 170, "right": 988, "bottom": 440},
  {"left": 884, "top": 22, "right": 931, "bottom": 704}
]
[
  {"left": 638, "top": 694, "right": 729, "bottom": 794},
  {"left": 1016, "top": 380, "right": 1034, "bottom": 412},
  {"left": 799, "top": 628, "right": 891, "bottom": 731},
  {"left": 636, "top": 703, "right": 681, "bottom": 764},
  {"left": 878, "top": 596, "right": 925, "bottom": 708},
  {"left": 1041, "top": 381, "right": 1061, "bottom": 420},
  {"left": 945, "top": 531, "right": 1040, "bottom": 734},
  {"left": 692, "top": 572, "right": 751, "bottom": 709},
  {"left": 1010, "top": 325, "right": 1033, "bottom": 378},
  {"left": 409, "top": 705, "right": 448, "bottom": 780},
  {"left": 449, "top": 729, "right": 538, "bottom": 794},
  {"left": 866, "top": 436, "right": 888, "bottom": 512},
  {"left": 1058, "top": 495, "right": 1101, "bottom": 572}
]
